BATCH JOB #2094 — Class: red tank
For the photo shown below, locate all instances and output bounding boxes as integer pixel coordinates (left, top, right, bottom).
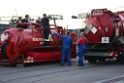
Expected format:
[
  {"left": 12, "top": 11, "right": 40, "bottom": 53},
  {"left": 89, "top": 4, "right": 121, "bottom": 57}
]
[
  {"left": 84, "top": 9, "right": 124, "bottom": 43},
  {"left": 0, "top": 22, "right": 77, "bottom": 66},
  {"left": 84, "top": 9, "right": 124, "bottom": 63}
]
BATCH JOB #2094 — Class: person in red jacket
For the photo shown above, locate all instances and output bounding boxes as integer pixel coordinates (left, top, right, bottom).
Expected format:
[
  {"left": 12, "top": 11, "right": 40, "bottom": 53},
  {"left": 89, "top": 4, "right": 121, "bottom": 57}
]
[{"left": 77, "top": 32, "right": 88, "bottom": 66}]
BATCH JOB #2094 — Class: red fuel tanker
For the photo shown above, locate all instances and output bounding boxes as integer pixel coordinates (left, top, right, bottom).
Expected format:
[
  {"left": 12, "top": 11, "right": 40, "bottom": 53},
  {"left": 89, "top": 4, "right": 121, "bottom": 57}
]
[
  {"left": 84, "top": 9, "right": 124, "bottom": 63},
  {"left": 0, "top": 22, "right": 77, "bottom": 66}
]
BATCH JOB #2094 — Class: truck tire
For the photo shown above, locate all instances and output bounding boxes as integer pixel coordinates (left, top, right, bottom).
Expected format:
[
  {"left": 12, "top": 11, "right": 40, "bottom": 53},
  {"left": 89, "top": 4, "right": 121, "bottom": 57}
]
[
  {"left": 117, "top": 56, "right": 124, "bottom": 63},
  {"left": 1, "top": 42, "right": 19, "bottom": 60},
  {"left": 1, "top": 42, "right": 9, "bottom": 59},
  {"left": 86, "top": 57, "right": 97, "bottom": 63},
  {"left": 117, "top": 48, "right": 124, "bottom": 63},
  {"left": 98, "top": 57, "right": 106, "bottom": 62}
]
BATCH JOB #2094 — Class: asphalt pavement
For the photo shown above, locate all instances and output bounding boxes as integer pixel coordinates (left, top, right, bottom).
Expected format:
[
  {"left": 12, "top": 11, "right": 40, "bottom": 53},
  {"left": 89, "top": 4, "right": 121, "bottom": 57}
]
[{"left": 0, "top": 59, "right": 124, "bottom": 83}]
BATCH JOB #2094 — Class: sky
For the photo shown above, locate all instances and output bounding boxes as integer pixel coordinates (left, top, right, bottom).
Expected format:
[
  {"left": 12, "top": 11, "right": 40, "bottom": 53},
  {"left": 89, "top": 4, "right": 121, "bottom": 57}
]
[
  {"left": 0, "top": 0, "right": 124, "bottom": 17},
  {"left": 0, "top": 0, "right": 123, "bottom": 29}
]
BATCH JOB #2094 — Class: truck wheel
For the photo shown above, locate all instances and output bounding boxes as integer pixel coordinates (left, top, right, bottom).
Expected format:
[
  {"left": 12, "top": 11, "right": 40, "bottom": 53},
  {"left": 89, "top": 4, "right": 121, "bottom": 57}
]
[
  {"left": 98, "top": 57, "right": 106, "bottom": 62},
  {"left": 1, "top": 42, "right": 9, "bottom": 59},
  {"left": 117, "top": 55, "right": 124, "bottom": 64},
  {"left": 87, "top": 57, "right": 97, "bottom": 63},
  {"left": 1, "top": 42, "right": 19, "bottom": 60},
  {"left": 117, "top": 48, "right": 124, "bottom": 63}
]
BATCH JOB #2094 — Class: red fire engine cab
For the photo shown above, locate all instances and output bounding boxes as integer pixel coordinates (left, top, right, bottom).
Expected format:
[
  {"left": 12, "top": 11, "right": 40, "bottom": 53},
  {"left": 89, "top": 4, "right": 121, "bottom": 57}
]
[
  {"left": 0, "top": 22, "right": 77, "bottom": 66},
  {"left": 84, "top": 9, "right": 124, "bottom": 63}
]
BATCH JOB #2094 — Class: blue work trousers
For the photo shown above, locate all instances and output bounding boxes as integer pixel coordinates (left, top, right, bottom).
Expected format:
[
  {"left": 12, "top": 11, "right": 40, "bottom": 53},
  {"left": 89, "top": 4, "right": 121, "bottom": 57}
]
[
  {"left": 78, "top": 44, "right": 86, "bottom": 65},
  {"left": 61, "top": 47, "right": 71, "bottom": 65}
]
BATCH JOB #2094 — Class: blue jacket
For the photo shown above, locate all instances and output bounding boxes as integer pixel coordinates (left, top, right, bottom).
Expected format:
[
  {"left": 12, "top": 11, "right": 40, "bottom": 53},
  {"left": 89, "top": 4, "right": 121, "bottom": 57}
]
[{"left": 54, "top": 33, "right": 72, "bottom": 48}]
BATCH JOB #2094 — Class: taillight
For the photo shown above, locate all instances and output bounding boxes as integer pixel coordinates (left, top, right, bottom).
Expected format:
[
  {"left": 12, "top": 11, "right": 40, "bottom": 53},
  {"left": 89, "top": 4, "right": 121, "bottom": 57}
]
[{"left": 109, "top": 52, "right": 117, "bottom": 57}]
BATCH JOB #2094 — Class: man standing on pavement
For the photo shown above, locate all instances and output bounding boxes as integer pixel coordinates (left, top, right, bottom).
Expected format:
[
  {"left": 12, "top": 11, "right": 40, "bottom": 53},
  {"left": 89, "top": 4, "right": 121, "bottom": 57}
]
[
  {"left": 77, "top": 32, "right": 88, "bottom": 66},
  {"left": 53, "top": 31, "right": 73, "bottom": 66}
]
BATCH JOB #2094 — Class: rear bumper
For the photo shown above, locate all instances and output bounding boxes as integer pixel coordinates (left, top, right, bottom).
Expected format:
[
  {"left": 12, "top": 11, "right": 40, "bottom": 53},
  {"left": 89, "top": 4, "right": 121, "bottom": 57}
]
[{"left": 85, "top": 51, "right": 118, "bottom": 57}]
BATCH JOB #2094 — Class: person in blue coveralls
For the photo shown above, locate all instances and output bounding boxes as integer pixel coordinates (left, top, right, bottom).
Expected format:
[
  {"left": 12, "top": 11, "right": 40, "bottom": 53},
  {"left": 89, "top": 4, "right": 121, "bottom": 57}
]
[
  {"left": 77, "top": 32, "right": 88, "bottom": 66},
  {"left": 53, "top": 31, "right": 73, "bottom": 66}
]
